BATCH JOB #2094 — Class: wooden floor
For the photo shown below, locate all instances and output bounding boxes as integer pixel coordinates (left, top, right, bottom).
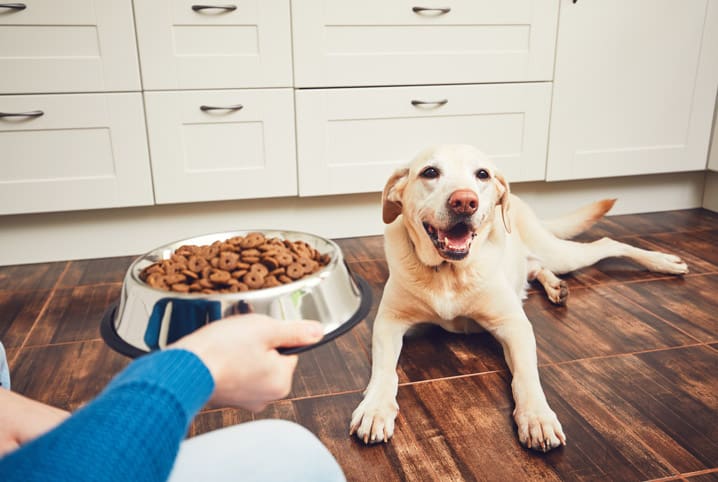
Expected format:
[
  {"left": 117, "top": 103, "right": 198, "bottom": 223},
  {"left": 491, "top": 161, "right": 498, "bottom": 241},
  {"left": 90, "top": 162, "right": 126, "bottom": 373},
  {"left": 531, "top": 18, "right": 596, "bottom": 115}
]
[{"left": 2, "top": 209, "right": 718, "bottom": 481}]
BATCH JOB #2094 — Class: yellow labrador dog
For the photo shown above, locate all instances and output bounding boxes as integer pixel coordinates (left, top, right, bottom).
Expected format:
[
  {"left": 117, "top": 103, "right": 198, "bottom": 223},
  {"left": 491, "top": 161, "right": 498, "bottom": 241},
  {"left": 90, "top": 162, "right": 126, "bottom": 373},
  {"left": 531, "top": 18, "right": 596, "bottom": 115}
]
[{"left": 349, "top": 144, "right": 688, "bottom": 452}]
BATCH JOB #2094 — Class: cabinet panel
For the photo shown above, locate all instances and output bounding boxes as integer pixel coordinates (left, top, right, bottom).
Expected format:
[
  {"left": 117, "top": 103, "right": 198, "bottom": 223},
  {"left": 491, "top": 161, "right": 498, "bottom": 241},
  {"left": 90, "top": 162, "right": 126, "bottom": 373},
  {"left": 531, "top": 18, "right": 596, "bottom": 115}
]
[
  {"left": 547, "top": 0, "right": 718, "bottom": 181},
  {"left": 291, "top": 0, "right": 558, "bottom": 87},
  {"left": 296, "top": 83, "right": 552, "bottom": 196},
  {"left": 709, "top": 97, "right": 718, "bottom": 172},
  {"left": 0, "top": 0, "right": 140, "bottom": 93},
  {"left": 0, "top": 93, "right": 153, "bottom": 214},
  {"left": 134, "top": 0, "right": 293, "bottom": 90},
  {"left": 144, "top": 89, "right": 297, "bottom": 204}
]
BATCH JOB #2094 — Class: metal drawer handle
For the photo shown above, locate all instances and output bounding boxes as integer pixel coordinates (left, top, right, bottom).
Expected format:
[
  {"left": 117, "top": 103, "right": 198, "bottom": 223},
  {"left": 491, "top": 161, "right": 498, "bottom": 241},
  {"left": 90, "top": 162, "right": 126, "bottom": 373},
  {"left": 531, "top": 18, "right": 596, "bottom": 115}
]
[
  {"left": 0, "top": 3, "right": 26, "bottom": 10},
  {"left": 412, "top": 6, "right": 451, "bottom": 15},
  {"left": 411, "top": 99, "right": 448, "bottom": 107},
  {"left": 0, "top": 110, "right": 44, "bottom": 118},
  {"left": 200, "top": 104, "right": 243, "bottom": 112},
  {"left": 191, "top": 4, "right": 237, "bottom": 12}
]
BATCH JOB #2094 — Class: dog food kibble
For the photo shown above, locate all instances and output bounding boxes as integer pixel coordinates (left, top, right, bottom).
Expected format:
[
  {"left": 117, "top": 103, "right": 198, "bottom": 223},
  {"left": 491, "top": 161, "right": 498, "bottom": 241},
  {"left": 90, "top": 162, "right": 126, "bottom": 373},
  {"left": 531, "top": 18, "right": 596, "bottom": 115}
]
[{"left": 139, "top": 233, "right": 331, "bottom": 294}]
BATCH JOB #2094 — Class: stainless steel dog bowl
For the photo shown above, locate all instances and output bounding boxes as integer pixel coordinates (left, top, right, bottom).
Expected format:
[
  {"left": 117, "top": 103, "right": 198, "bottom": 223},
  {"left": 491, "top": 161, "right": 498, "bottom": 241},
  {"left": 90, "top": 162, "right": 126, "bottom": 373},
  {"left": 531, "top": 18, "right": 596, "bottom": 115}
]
[{"left": 101, "top": 230, "right": 371, "bottom": 357}]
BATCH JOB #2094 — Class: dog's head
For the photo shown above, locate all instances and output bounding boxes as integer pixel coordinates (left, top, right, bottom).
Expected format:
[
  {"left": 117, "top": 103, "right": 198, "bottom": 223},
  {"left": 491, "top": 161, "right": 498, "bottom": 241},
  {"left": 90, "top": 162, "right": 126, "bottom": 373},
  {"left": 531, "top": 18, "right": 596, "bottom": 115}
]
[{"left": 383, "top": 145, "right": 511, "bottom": 266}]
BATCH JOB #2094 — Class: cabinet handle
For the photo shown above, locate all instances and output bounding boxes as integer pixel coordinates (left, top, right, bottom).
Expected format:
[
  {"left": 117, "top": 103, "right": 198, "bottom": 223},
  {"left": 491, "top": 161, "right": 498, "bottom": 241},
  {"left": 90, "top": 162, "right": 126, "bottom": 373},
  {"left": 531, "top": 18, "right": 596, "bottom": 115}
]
[
  {"left": 0, "top": 110, "right": 44, "bottom": 118},
  {"left": 411, "top": 99, "right": 448, "bottom": 107},
  {"left": 412, "top": 6, "right": 451, "bottom": 15},
  {"left": 0, "top": 3, "right": 26, "bottom": 10},
  {"left": 200, "top": 104, "right": 243, "bottom": 112},
  {"left": 191, "top": 4, "right": 237, "bottom": 12}
]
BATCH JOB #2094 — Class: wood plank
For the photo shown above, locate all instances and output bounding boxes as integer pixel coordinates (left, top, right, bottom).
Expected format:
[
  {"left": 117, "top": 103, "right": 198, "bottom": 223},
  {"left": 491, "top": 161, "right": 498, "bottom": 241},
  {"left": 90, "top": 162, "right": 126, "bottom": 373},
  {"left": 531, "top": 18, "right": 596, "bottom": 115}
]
[
  {"left": 344, "top": 259, "right": 389, "bottom": 353},
  {"left": 335, "top": 235, "right": 385, "bottom": 263},
  {"left": 574, "top": 208, "right": 718, "bottom": 242},
  {"left": 0, "top": 289, "right": 49, "bottom": 348},
  {"left": 542, "top": 346, "right": 718, "bottom": 476},
  {"left": 0, "top": 261, "right": 67, "bottom": 291},
  {"left": 397, "top": 325, "right": 507, "bottom": 383},
  {"left": 524, "top": 285, "right": 696, "bottom": 364},
  {"left": 634, "top": 347, "right": 718, "bottom": 467},
  {"left": 25, "top": 284, "right": 122, "bottom": 346},
  {"left": 9, "top": 340, "right": 130, "bottom": 411},
  {"left": 611, "top": 275, "right": 718, "bottom": 343},
  {"left": 58, "top": 255, "right": 136, "bottom": 287},
  {"left": 285, "top": 327, "right": 370, "bottom": 399}
]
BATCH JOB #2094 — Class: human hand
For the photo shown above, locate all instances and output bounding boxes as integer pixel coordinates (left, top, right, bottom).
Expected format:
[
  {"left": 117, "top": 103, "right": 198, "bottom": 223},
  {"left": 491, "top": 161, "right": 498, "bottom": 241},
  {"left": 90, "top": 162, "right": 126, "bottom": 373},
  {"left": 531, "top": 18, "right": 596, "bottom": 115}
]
[
  {"left": 169, "top": 314, "right": 323, "bottom": 412},
  {"left": 0, "top": 389, "right": 70, "bottom": 457}
]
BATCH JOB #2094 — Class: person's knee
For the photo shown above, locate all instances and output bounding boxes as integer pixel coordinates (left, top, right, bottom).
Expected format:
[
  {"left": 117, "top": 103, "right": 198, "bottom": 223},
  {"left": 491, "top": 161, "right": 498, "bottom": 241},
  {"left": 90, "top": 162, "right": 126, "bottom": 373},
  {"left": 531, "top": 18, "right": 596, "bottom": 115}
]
[{"left": 173, "top": 419, "right": 345, "bottom": 482}]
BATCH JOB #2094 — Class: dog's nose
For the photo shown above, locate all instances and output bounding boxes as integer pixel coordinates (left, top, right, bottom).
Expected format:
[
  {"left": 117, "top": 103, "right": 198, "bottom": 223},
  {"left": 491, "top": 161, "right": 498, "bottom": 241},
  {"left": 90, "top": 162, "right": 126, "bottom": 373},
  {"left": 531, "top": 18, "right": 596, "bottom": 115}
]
[{"left": 448, "top": 189, "right": 478, "bottom": 215}]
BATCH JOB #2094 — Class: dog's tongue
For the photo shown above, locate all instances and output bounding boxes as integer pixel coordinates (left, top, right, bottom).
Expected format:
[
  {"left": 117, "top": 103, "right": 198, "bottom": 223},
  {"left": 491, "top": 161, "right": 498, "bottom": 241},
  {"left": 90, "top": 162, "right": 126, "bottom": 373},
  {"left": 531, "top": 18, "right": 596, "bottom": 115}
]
[{"left": 438, "top": 224, "right": 473, "bottom": 251}]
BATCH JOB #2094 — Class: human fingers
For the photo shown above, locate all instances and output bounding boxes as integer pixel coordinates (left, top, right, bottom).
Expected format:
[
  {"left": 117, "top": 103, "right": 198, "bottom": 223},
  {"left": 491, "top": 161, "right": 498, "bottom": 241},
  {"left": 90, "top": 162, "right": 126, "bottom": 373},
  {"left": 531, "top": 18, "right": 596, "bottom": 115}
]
[{"left": 263, "top": 320, "right": 324, "bottom": 349}]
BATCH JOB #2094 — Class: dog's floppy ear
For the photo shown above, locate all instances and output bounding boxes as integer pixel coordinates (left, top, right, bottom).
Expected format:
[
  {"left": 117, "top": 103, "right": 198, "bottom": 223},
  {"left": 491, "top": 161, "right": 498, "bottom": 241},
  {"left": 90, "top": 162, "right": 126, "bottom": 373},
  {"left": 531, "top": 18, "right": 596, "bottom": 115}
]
[
  {"left": 382, "top": 168, "right": 409, "bottom": 224},
  {"left": 494, "top": 171, "right": 512, "bottom": 233}
]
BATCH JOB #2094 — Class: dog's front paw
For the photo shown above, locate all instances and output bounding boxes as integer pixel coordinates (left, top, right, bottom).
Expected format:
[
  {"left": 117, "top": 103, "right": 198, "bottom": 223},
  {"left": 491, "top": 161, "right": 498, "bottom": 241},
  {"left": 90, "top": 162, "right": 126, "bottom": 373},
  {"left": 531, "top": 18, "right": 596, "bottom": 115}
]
[
  {"left": 349, "top": 396, "right": 399, "bottom": 444},
  {"left": 514, "top": 406, "right": 566, "bottom": 452}
]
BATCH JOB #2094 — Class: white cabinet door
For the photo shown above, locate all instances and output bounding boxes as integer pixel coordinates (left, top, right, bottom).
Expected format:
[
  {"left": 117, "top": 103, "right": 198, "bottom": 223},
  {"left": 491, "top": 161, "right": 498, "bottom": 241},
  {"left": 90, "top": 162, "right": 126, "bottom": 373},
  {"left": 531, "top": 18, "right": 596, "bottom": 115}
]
[
  {"left": 0, "top": 0, "right": 140, "bottom": 94},
  {"left": 134, "top": 0, "right": 293, "bottom": 90},
  {"left": 291, "top": 0, "right": 559, "bottom": 87},
  {"left": 295, "top": 83, "right": 552, "bottom": 196},
  {"left": 144, "top": 89, "right": 297, "bottom": 204},
  {"left": 0, "top": 93, "right": 153, "bottom": 215},
  {"left": 547, "top": 0, "right": 718, "bottom": 181}
]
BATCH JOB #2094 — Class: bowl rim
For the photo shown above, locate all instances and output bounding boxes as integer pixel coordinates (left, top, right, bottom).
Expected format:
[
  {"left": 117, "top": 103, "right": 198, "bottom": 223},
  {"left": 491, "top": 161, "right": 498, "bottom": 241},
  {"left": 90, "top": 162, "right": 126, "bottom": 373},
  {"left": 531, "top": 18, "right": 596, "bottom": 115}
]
[{"left": 128, "top": 229, "right": 343, "bottom": 300}]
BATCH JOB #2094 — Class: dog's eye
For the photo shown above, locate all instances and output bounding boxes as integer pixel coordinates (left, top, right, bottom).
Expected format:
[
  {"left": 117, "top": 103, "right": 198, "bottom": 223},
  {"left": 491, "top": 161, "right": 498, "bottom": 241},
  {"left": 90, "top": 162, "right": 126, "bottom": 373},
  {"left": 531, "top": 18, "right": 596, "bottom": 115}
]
[
  {"left": 420, "top": 167, "right": 440, "bottom": 179},
  {"left": 476, "top": 169, "right": 490, "bottom": 180}
]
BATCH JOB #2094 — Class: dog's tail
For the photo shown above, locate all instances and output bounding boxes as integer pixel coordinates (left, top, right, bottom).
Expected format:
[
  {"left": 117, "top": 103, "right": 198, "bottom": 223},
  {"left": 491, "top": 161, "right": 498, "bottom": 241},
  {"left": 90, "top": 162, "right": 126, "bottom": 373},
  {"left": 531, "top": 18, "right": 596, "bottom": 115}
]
[{"left": 542, "top": 199, "right": 616, "bottom": 239}]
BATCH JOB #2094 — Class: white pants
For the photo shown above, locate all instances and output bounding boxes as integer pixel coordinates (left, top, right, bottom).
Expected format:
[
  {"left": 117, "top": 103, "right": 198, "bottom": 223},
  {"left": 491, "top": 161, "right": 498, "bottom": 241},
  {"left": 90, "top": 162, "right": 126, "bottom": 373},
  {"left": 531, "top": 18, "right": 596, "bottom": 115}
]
[
  {"left": 168, "top": 419, "right": 345, "bottom": 482},
  {"left": 0, "top": 341, "right": 9, "bottom": 390}
]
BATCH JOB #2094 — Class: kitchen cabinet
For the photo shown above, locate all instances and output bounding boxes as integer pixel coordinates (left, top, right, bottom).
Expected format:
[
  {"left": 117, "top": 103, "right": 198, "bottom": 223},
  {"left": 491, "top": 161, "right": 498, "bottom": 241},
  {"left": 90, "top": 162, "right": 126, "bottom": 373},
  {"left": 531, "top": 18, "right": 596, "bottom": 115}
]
[
  {"left": 292, "top": 0, "right": 559, "bottom": 197},
  {"left": 144, "top": 89, "right": 297, "bottom": 204},
  {"left": 0, "top": 93, "right": 153, "bottom": 215},
  {"left": 547, "top": 0, "right": 718, "bottom": 181},
  {"left": 0, "top": 1, "right": 151, "bottom": 216},
  {"left": 0, "top": 0, "right": 140, "bottom": 93},
  {"left": 133, "top": 0, "right": 297, "bottom": 205},
  {"left": 296, "top": 83, "right": 552, "bottom": 196},
  {"left": 133, "top": 0, "right": 293, "bottom": 90},
  {"left": 291, "top": 0, "right": 559, "bottom": 88}
]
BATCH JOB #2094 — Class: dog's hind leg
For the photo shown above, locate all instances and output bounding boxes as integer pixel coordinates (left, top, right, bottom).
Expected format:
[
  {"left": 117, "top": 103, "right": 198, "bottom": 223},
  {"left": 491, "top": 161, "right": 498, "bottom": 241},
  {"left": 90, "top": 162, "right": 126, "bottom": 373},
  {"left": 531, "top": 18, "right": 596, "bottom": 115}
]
[
  {"left": 514, "top": 198, "right": 688, "bottom": 276},
  {"left": 535, "top": 236, "right": 688, "bottom": 276}
]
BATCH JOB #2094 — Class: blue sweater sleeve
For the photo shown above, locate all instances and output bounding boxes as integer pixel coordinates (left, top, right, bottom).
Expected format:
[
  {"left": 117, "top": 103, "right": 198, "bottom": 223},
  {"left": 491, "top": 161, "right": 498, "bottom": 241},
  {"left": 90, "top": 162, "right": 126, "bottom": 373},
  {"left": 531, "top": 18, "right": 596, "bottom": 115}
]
[{"left": 0, "top": 349, "right": 214, "bottom": 482}]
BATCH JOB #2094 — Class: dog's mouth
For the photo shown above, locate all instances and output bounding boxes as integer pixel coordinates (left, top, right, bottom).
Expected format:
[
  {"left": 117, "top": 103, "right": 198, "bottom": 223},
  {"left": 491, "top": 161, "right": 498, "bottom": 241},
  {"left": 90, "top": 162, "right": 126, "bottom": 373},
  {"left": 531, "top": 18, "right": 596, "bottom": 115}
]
[{"left": 423, "top": 221, "right": 476, "bottom": 260}]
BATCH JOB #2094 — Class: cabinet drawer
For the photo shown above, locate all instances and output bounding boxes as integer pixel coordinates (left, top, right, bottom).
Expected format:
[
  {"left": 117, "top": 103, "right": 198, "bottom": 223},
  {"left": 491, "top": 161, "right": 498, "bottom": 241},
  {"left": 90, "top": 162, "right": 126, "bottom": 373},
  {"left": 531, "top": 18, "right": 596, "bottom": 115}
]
[
  {"left": 292, "top": 0, "right": 558, "bottom": 88},
  {"left": 134, "top": 0, "right": 293, "bottom": 90},
  {"left": 295, "top": 83, "right": 552, "bottom": 196},
  {"left": 0, "top": 0, "right": 140, "bottom": 93},
  {"left": 144, "top": 89, "right": 297, "bottom": 204},
  {"left": 0, "top": 93, "right": 153, "bottom": 215}
]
